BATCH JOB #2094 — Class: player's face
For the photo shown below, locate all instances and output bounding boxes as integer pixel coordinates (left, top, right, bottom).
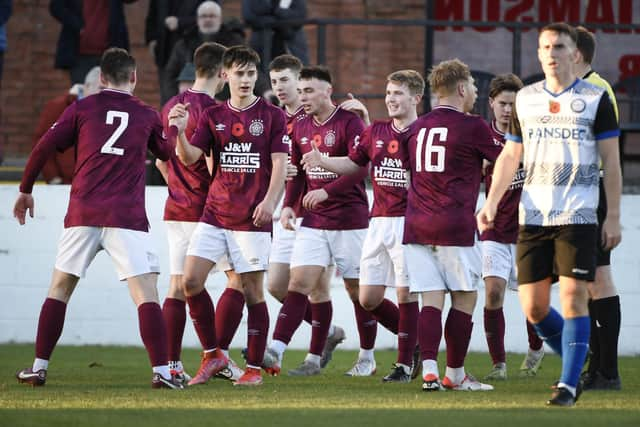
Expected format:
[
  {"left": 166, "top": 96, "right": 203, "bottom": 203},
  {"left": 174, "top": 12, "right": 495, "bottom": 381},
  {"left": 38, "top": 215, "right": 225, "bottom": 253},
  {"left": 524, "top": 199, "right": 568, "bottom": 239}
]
[
  {"left": 461, "top": 77, "right": 477, "bottom": 113},
  {"left": 298, "top": 78, "right": 331, "bottom": 116},
  {"left": 489, "top": 90, "right": 516, "bottom": 128},
  {"left": 538, "top": 30, "right": 577, "bottom": 79},
  {"left": 225, "top": 63, "right": 258, "bottom": 99},
  {"left": 270, "top": 69, "right": 299, "bottom": 107},
  {"left": 385, "top": 81, "right": 415, "bottom": 119}
]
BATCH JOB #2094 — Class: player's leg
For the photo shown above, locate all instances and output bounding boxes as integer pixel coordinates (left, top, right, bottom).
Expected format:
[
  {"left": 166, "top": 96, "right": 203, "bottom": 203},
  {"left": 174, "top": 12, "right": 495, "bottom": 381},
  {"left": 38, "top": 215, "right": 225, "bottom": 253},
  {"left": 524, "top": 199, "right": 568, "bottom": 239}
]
[
  {"left": 438, "top": 245, "right": 492, "bottom": 391},
  {"left": 404, "top": 243, "right": 448, "bottom": 391},
  {"left": 585, "top": 265, "right": 621, "bottom": 389},
  {"left": 162, "top": 221, "right": 197, "bottom": 383},
  {"left": 266, "top": 227, "right": 331, "bottom": 374},
  {"left": 318, "top": 264, "right": 346, "bottom": 368},
  {"left": 547, "top": 225, "right": 598, "bottom": 406},
  {"left": 17, "top": 227, "right": 100, "bottom": 387},
  {"left": 181, "top": 223, "right": 230, "bottom": 385},
  {"left": 102, "top": 227, "right": 182, "bottom": 389},
  {"left": 332, "top": 228, "right": 376, "bottom": 376},
  {"left": 584, "top": 182, "right": 621, "bottom": 390},
  {"left": 288, "top": 275, "right": 332, "bottom": 376},
  {"left": 213, "top": 267, "right": 245, "bottom": 381}
]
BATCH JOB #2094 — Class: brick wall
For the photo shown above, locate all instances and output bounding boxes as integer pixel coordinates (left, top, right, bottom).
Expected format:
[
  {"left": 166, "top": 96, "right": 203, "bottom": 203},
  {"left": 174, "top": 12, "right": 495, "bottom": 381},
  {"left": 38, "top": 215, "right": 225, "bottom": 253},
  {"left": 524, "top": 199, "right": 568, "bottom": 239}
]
[{"left": 0, "top": 0, "right": 427, "bottom": 160}]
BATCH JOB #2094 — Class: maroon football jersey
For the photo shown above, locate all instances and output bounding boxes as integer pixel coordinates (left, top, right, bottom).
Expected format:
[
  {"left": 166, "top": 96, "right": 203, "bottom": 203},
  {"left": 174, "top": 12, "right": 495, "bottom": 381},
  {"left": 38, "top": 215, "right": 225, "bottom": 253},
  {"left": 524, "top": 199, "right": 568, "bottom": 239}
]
[
  {"left": 284, "top": 107, "right": 369, "bottom": 230},
  {"left": 161, "top": 89, "right": 216, "bottom": 222},
  {"left": 350, "top": 120, "right": 409, "bottom": 217},
  {"left": 403, "top": 106, "right": 501, "bottom": 246},
  {"left": 480, "top": 121, "right": 524, "bottom": 244},
  {"left": 285, "top": 105, "right": 307, "bottom": 218},
  {"left": 190, "top": 97, "right": 289, "bottom": 232},
  {"left": 21, "top": 89, "right": 172, "bottom": 231}
]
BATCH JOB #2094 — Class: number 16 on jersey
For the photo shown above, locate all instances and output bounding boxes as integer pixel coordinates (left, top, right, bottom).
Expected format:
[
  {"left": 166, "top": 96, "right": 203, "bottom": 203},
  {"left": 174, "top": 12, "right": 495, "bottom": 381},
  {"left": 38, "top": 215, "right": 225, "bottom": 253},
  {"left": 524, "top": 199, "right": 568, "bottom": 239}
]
[{"left": 415, "top": 127, "right": 447, "bottom": 173}]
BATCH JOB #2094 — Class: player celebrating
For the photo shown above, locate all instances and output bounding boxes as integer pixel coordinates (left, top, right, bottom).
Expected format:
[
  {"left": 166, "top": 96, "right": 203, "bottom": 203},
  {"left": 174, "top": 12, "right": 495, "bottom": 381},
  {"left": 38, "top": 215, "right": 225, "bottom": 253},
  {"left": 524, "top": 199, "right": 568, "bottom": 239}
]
[
  {"left": 266, "top": 54, "right": 346, "bottom": 367},
  {"left": 262, "top": 66, "right": 374, "bottom": 377},
  {"left": 406, "top": 59, "right": 500, "bottom": 392},
  {"left": 14, "top": 48, "right": 181, "bottom": 389},
  {"left": 170, "top": 45, "right": 289, "bottom": 386},
  {"left": 479, "top": 73, "right": 546, "bottom": 380},
  {"left": 301, "top": 70, "right": 425, "bottom": 382},
  {"left": 155, "top": 42, "right": 244, "bottom": 383},
  {"left": 477, "top": 23, "right": 621, "bottom": 406}
]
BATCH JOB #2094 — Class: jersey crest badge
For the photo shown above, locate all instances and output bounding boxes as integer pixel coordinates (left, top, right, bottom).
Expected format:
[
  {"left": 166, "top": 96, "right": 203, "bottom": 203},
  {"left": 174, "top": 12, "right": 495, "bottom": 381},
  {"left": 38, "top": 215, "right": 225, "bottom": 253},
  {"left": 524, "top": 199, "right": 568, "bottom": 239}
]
[{"left": 249, "top": 119, "right": 264, "bottom": 136}]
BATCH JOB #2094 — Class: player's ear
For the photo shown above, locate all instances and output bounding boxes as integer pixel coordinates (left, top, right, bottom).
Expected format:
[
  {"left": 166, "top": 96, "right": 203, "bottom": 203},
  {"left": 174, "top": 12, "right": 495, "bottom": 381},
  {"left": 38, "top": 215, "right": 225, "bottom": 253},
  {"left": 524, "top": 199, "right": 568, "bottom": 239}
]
[
  {"left": 130, "top": 69, "right": 137, "bottom": 85},
  {"left": 327, "top": 84, "right": 333, "bottom": 97},
  {"left": 99, "top": 71, "right": 109, "bottom": 88}
]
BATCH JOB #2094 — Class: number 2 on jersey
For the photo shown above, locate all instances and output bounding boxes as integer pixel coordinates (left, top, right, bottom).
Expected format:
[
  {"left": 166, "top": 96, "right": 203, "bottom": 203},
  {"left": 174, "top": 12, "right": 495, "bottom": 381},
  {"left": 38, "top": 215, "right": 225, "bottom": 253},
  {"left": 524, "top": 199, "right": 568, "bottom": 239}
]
[
  {"left": 415, "top": 127, "right": 447, "bottom": 172},
  {"left": 101, "top": 111, "right": 129, "bottom": 156}
]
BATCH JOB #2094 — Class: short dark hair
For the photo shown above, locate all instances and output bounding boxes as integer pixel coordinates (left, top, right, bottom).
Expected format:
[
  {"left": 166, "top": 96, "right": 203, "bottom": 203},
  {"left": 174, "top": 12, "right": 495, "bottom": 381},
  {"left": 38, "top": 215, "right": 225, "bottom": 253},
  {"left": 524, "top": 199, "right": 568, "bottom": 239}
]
[
  {"left": 194, "top": 42, "right": 226, "bottom": 78},
  {"left": 269, "top": 54, "right": 303, "bottom": 74},
  {"left": 575, "top": 26, "right": 596, "bottom": 64},
  {"left": 489, "top": 73, "right": 523, "bottom": 98},
  {"left": 222, "top": 45, "right": 260, "bottom": 69},
  {"left": 299, "top": 66, "right": 332, "bottom": 84},
  {"left": 540, "top": 22, "right": 577, "bottom": 44},
  {"left": 100, "top": 48, "right": 136, "bottom": 85}
]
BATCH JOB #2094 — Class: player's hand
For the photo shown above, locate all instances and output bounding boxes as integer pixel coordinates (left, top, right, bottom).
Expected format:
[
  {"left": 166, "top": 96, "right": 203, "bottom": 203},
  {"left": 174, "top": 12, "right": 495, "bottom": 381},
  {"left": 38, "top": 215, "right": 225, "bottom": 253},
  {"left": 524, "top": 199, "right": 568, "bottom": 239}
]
[
  {"left": 601, "top": 216, "right": 622, "bottom": 251},
  {"left": 476, "top": 204, "right": 496, "bottom": 233},
  {"left": 286, "top": 163, "right": 298, "bottom": 181},
  {"left": 165, "top": 16, "right": 179, "bottom": 31},
  {"left": 13, "top": 193, "right": 34, "bottom": 225},
  {"left": 301, "top": 140, "right": 323, "bottom": 171},
  {"left": 253, "top": 198, "right": 276, "bottom": 228},
  {"left": 339, "top": 93, "right": 370, "bottom": 125},
  {"left": 169, "top": 103, "right": 190, "bottom": 133},
  {"left": 280, "top": 207, "right": 296, "bottom": 230},
  {"left": 69, "top": 83, "right": 84, "bottom": 97},
  {"left": 303, "top": 189, "right": 328, "bottom": 210}
]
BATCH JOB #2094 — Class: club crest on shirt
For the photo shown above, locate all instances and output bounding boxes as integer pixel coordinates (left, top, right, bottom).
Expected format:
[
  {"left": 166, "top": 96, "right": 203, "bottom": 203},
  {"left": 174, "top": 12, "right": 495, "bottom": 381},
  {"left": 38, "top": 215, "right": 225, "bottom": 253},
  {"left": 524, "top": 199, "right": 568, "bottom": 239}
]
[
  {"left": 570, "top": 98, "right": 586, "bottom": 113},
  {"left": 549, "top": 100, "right": 561, "bottom": 114},
  {"left": 249, "top": 119, "right": 264, "bottom": 136},
  {"left": 324, "top": 130, "right": 336, "bottom": 147}
]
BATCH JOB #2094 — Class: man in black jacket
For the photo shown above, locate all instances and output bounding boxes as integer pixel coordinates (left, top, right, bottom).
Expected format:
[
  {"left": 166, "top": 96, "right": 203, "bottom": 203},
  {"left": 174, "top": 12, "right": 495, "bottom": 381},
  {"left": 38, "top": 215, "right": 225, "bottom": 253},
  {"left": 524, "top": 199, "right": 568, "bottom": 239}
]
[
  {"left": 164, "top": 1, "right": 245, "bottom": 102},
  {"left": 145, "top": 0, "right": 209, "bottom": 104},
  {"left": 49, "top": 0, "right": 138, "bottom": 84}
]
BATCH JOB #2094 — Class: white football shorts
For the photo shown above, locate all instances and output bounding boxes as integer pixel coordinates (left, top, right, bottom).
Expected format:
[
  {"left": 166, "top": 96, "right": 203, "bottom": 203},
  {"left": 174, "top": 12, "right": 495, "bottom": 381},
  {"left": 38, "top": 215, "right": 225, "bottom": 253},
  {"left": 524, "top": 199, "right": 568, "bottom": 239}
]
[
  {"left": 290, "top": 226, "right": 366, "bottom": 279},
  {"left": 187, "top": 222, "right": 270, "bottom": 274},
  {"left": 481, "top": 240, "right": 518, "bottom": 291},
  {"left": 359, "top": 217, "right": 409, "bottom": 287},
  {"left": 165, "top": 221, "right": 231, "bottom": 275},
  {"left": 269, "top": 217, "right": 304, "bottom": 264},
  {"left": 404, "top": 243, "right": 482, "bottom": 292},
  {"left": 55, "top": 226, "right": 160, "bottom": 281}
]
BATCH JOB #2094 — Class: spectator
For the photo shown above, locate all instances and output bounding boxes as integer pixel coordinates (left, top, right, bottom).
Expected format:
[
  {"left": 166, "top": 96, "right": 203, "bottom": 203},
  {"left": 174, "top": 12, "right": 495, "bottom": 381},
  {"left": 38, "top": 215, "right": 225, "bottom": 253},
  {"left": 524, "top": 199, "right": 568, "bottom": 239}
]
[
  {"left": 31, "top": 67, "right": 101, "bottom": 184},
  {"left": 164, "top": 1, "right": 244, "bottom": 99},
  {"left": 145, "top": 0, "right": 208, "bottom": 104},
  {"left": 176, "top": 62, "right": 196, "bottom": 94},
  {"left": 49, "top": 0, "right": 138, "bottom": 84},
  {"left": 0, "top": 0, "right": 11, "bottom": 88},
  {"left": 242, "top": 0, "right": 309, "bottom": 69}
]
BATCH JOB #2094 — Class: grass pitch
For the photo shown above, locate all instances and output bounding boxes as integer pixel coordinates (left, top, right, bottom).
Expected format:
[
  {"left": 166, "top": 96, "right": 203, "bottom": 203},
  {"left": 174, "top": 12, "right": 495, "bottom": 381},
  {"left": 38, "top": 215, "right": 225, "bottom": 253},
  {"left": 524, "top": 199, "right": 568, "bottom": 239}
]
[{"left": 1, "top": 344, "right": 638, "bottom": 426}]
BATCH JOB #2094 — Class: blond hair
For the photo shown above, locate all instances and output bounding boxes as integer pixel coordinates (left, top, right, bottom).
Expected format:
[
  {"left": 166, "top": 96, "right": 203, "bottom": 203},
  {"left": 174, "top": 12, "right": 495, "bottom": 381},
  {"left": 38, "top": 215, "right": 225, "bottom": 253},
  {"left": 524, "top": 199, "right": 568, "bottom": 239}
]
[
  {"left": 387, "top": 69, "right": 425, "bottom": 96},
  {"left": 428, "top": 59, "right": 471, "bottom": 97}
]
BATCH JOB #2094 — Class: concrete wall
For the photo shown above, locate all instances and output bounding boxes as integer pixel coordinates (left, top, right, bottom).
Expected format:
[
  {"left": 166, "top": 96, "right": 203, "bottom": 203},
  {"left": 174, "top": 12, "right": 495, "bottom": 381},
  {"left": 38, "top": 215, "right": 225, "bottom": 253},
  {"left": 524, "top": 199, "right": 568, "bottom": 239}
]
[{"left": 1, "top": 184, "right": 639, "bottom": 355}]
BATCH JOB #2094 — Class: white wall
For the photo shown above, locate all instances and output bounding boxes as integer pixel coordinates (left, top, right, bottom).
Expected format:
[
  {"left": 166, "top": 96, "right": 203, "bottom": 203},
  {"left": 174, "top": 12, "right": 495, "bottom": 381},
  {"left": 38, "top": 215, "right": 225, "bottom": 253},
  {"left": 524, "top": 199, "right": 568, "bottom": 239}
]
[{"left": 1, "top": 184, "right": 638, "bottom": 355}]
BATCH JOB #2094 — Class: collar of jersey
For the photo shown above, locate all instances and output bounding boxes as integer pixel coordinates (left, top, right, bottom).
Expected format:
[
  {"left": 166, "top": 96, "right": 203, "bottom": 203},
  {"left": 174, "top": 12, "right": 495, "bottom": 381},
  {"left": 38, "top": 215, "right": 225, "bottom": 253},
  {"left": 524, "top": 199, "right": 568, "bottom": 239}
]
[
  {"left": 543, "top": 78, "right": 579, "bottom": 97},
  {"left": 227, "top": 96, "right": 260, "bottom": 112},
  {"left": 312, "top": 105, "right": 339, "bottom": 127}
]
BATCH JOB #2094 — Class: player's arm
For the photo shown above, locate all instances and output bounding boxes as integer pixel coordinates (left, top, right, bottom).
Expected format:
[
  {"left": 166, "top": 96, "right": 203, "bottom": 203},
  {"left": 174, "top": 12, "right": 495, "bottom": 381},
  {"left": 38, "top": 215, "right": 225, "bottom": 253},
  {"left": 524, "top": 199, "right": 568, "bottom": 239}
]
[
  {"left": 281, "top": 134, "right": 305, "bottom": 230},
  {"left": 253, "top": 152, "right": 288, "bottom": 228},
  {"left": 16, "top": 103, "right": 78, "bottom": 224},
  {"left": 340, "top": 93, "right": 371, "bottom": 126},
  {"left": 253, "top": 111, "right": 290, "bottom": 227},
  {"left": 170, "top": 103, "right": 205, "bottom": 165},
  {"left": 595, "top": 92, "right": 622, "bottom": 250},
  {"left": 300, "top": 140, "right": 361, "bottom": 175},
  {"left": 155, "top": 159, "right": 169, "bottom": 183}
]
